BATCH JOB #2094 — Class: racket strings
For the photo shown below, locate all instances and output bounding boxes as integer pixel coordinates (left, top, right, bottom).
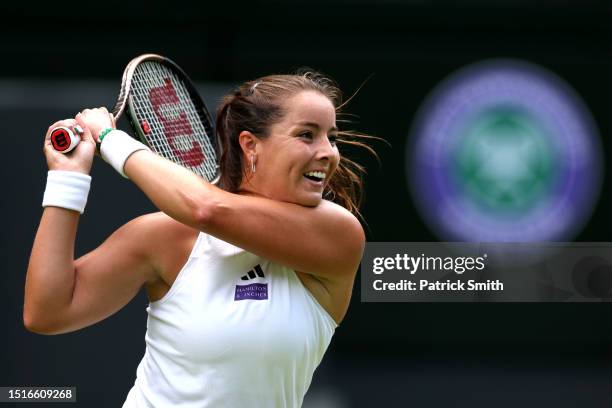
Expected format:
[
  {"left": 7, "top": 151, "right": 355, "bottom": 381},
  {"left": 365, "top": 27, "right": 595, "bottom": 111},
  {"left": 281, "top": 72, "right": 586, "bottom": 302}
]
[{"left": 129, "top": 61, "right": 218, "bottom": 182}]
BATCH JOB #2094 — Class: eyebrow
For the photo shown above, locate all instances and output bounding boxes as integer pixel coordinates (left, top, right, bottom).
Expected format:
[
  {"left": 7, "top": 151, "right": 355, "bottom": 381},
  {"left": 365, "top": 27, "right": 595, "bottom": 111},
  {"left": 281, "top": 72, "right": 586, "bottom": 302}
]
[{"left": 296, "top": 121, "right": 338, "bottom": 132}]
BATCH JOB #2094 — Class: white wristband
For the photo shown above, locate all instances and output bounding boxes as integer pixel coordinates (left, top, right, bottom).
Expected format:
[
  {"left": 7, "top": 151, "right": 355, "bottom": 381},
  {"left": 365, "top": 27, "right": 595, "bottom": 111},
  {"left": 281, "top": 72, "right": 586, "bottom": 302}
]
[
  {"left": 42, "top": 170, "right": 92, "bottom": 214},
  {"left": 100, "top": 129, "right": 150, "bottom": 178}
]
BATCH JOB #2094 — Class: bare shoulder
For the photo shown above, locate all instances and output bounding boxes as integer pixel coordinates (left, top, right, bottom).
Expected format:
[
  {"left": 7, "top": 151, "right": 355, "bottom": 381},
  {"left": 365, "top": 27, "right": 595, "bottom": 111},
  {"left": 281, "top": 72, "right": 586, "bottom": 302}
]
[
  {"left": 127, "top": 212, "right": 198, "bottom": 242},
  {"left": 116, "top": 212, "right": 199, "bottom": 274},
  {"left": 317, "top": 200, "right": 366, "bottom": 272},
  {"left": 115, "top": 212, "right": 193, "bottom": 247},
  {"left": 317, "top": 198, "right": 360, "bottom": 219},
  {"left": 296, "top": 201, "right": 364, "bottom": 324}
]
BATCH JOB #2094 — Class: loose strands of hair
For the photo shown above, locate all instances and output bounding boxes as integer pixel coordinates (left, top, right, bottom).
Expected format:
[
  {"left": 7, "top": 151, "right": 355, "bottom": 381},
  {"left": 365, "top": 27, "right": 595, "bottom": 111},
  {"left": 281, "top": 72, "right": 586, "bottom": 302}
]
[{"left": 330, "top": 128, "right": 382, "bottom": 220}]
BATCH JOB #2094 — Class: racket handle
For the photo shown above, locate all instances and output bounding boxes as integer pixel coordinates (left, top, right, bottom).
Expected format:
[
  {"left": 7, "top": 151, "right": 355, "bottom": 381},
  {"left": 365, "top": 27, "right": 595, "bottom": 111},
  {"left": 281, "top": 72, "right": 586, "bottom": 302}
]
[{"left": 50, "top": 126, "right": 83, "bottom": 153}]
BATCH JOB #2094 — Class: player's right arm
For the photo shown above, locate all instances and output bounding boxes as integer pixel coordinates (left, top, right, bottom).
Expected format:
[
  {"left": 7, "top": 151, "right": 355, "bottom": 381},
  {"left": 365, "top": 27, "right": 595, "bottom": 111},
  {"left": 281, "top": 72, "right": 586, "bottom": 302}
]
[
  {"left": 25, "top": 212, "right": 159, "bottom": 334},
  {"left": 24, "top": 117, "right": 158, "bottom": 335}
]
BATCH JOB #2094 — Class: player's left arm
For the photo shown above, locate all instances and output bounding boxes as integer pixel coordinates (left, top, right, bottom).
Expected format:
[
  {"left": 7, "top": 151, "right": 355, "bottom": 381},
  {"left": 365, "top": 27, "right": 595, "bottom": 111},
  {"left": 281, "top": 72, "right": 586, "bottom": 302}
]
[
  {"left": 122, "top": 150, "right": 365, "bottom": 281},
  {"left": 73, "top": 103, "right": 364, "bottom": 281}
]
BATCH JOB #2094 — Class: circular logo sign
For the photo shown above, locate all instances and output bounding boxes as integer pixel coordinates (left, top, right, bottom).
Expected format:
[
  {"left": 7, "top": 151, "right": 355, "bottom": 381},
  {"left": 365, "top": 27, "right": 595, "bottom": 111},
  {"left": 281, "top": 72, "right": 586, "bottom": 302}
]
[{"left": 408, "top": 60, "right": 603, "bottom": 241}]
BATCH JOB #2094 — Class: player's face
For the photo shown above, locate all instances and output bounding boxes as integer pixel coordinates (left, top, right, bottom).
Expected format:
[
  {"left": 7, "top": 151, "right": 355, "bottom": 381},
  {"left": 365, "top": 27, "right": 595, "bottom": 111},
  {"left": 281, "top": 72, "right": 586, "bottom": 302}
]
[{"left": 251, "top": 90, "right": 340, "bottom": 206}]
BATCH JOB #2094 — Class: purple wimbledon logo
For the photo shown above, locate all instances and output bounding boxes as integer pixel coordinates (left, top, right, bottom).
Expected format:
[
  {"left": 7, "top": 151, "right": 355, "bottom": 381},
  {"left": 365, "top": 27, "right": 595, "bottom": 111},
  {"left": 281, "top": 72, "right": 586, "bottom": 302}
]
[
  {"left": 234, "top": 283, "right": 268, "bottom": 301},
  {"left": 407, "top": 59, "right": 603, "bottom": 241}
]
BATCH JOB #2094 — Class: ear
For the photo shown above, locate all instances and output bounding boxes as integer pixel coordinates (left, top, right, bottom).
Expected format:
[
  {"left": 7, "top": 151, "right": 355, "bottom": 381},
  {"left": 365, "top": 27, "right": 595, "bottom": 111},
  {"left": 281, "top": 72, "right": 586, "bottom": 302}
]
[{"left": 238, "top": 130, "right": 259, "bottom": 157}]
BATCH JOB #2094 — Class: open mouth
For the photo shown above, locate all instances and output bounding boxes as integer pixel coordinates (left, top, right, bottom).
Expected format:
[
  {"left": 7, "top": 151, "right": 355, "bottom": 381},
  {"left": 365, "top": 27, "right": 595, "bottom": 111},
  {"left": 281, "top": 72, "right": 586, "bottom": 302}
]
[{"left": 304, "top": 171, "right": 326, "bottom": 183}]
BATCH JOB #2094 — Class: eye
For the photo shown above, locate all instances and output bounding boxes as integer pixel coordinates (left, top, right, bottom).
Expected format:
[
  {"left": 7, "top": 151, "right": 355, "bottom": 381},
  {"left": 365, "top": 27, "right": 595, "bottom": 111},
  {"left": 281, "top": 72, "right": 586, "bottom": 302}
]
[
  {"left": 298, "top": 130, "right": 314, "bottom": 140},
  {"left": 328, "top": 134, "right": 338, "bottom": 146}
]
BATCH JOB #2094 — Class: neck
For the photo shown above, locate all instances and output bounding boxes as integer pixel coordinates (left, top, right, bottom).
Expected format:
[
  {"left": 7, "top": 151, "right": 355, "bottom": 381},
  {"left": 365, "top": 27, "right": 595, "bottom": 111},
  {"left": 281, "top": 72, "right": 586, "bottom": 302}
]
[{"left": 236, "top": 184, "right": 267, "bottom": 199}]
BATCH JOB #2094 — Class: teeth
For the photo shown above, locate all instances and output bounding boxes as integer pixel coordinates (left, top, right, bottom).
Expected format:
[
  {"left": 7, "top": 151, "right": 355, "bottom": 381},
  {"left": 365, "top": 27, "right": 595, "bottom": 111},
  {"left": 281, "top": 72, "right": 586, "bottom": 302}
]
[{"left": 304, "top": 171, "right": 326, "bottom": 180}]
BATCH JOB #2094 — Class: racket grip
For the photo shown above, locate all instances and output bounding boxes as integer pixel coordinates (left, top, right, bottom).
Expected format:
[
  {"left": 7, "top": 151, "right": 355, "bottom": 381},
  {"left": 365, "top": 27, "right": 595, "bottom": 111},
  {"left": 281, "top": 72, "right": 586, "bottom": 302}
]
[{"left": 50, "top": 126, "right": 83, "bottom": 153}]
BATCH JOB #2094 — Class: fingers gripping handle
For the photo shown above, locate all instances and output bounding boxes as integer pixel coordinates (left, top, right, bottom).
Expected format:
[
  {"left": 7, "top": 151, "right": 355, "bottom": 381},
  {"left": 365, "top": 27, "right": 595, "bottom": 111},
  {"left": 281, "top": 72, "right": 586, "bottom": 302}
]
[{"left": 50, "top": 126, "right": 84, "bottom": 153}]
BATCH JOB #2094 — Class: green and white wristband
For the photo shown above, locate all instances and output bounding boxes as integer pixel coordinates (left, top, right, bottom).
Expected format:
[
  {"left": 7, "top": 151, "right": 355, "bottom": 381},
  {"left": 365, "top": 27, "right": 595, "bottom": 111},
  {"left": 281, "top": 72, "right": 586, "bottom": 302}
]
[
  {"left": 99, "top": 129, "right": 150, "bottom": 178},
  {"left": 42, "top": 170, "right": 92, "bottom": 214}
]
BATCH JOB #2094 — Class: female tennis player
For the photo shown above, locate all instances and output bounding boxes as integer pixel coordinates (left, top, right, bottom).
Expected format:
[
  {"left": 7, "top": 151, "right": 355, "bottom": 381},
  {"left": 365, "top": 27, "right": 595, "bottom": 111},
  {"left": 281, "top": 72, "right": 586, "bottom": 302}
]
[{"left": 26, "top": 72, "right": 369, "bottom": 407}]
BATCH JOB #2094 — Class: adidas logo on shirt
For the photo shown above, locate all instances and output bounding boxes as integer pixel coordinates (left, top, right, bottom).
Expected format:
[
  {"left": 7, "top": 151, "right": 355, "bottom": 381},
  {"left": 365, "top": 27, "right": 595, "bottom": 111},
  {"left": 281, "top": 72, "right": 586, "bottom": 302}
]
[
  {"left": 241, "top": 264, "right": 265, "bottom": 281},
  {"left": 235, "top": 264, "right": 268, "bottom": 301}
]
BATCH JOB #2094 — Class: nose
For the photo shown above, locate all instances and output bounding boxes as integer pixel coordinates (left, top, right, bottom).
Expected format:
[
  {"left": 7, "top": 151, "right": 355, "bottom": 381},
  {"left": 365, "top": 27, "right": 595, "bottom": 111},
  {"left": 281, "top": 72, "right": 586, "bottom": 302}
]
[{"left": 314, "top": 136, "right": 336, "bottom": 161}]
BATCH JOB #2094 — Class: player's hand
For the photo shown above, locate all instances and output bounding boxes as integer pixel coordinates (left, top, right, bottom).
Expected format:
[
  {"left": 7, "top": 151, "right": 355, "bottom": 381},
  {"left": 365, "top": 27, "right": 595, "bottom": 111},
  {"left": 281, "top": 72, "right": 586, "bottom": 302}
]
[
  {"left": 75, "top": 107, "right": 116, "bottom": 143},
  {"left": 44, "top": 118, "right": 96, "bottom": 174}
]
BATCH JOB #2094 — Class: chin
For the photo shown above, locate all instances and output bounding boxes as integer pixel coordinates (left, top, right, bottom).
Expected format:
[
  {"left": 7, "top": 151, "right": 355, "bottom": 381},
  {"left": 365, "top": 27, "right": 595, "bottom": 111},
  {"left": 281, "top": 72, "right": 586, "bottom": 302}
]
[
  {"left": 301, "top": 193, "right": 324, "bottom": 207},
  {"left": 287, "top": 192, "right": 323, "bottom": 207}
]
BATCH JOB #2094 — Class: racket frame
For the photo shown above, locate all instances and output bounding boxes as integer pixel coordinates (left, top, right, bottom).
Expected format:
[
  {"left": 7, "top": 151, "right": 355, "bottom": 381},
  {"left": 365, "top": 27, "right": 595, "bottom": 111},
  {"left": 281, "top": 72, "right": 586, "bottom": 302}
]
[{"left": 112, "top": 53, "right": 220, "bottom": 183}]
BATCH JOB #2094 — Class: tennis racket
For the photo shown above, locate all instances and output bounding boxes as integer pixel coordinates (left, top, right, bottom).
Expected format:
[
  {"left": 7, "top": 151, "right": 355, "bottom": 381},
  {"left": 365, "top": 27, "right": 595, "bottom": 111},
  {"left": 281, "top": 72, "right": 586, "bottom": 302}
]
[{"left": 50, "top": 53, "right": 219, "bottom": 183}]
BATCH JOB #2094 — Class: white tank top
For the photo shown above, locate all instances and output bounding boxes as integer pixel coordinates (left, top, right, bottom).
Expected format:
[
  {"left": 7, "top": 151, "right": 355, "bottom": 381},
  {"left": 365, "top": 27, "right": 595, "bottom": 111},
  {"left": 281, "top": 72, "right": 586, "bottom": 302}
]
[{"left": 122, "top": 232, "right": 337, "bottom": 408}]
